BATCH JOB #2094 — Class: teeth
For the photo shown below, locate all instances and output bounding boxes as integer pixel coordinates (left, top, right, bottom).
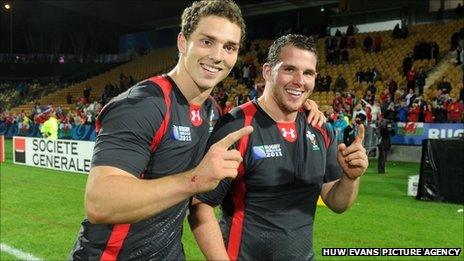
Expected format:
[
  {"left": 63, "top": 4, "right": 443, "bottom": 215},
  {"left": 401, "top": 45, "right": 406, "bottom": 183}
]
[
  {"left": 286, "top": 89, "right": 302, "bottom": 96},
  {"left": 201, "top": 64, "right": 220, "bottom": 73}
]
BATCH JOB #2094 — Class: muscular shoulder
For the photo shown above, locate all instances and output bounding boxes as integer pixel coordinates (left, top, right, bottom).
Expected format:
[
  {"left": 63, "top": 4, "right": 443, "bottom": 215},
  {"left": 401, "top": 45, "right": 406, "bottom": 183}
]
[{"left": 99, "top": 80, "right": 167, "bottom": 124}]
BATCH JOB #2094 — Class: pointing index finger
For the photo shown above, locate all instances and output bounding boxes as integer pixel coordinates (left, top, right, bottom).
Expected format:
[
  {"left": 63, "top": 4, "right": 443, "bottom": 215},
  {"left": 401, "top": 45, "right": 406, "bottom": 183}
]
[{"left": 215, "top": 126, "right": 254, "bottom": 149}]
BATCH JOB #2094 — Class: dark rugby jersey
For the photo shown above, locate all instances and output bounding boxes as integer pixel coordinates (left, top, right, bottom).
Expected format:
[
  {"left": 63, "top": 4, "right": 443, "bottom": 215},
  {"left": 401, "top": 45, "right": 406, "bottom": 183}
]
[
  {"left": 70, "top": 75, "right": 216, "bottom": 260},
  {"left": 196, "top": 100, "right": 343, "bottom": 261}
]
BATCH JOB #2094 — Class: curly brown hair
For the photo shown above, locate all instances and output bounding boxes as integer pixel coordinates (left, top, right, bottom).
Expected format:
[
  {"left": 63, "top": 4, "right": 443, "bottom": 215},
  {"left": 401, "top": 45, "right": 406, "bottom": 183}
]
[{"left": 181, "top": 0, "right": 246, "bottom": 44}]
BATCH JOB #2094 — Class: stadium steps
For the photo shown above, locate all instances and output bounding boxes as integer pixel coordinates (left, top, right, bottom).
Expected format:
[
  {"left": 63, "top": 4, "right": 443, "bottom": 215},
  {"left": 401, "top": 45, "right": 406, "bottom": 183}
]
[{"left": 423, "top": 52, "right": 456, "bottom": 90}]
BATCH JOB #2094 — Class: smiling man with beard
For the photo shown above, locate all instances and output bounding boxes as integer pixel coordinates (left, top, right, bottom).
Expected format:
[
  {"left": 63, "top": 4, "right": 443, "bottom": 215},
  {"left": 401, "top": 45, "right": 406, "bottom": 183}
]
[{"left": 189, "top": 34, "right": 369, "bottom": 261}]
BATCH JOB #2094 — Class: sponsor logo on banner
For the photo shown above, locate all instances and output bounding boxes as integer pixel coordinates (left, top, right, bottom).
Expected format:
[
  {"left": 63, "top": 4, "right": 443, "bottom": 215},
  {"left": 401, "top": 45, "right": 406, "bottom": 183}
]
[
  {"left": 12, "top": 136, "right": 94, "bottom": 174},
  {"left": 14, "top": 137, "right": 26, "bottom": 163},
  {"left": 252, "top": 144, "right": 283, "bottom": 160}
]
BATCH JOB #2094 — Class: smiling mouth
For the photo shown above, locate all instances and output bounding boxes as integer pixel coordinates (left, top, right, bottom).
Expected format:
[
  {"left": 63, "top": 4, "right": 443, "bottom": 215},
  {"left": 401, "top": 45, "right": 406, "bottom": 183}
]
[
  {"left": 200, "top": 63, "right": 222, "bottom": 74},
  {"left": 285, "top": 88, "right": 303, "bottom": 97}
]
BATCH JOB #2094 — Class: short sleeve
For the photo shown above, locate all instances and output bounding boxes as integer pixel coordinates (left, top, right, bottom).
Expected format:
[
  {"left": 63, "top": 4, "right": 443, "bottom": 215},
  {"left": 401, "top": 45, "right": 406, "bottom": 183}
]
[
  {"left": 91, "top": 83, "right": 166, "bottom": 177},
  {"left": 323, "top": 123, "right": 343, "bottom": 183}
]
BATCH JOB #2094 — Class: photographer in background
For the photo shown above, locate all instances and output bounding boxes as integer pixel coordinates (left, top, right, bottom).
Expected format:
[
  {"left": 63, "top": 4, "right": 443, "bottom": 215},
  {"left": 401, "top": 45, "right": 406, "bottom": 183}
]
[{"left": 377, "top": 118, "right": 395, "bottom": 174}]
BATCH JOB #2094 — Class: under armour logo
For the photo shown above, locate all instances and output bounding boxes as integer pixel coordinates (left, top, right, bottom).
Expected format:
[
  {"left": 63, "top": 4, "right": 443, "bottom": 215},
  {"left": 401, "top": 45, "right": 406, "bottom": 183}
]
[
  {"left": 280, "top": 127, "right": 297, "bottom": 142},
  {"left": 190, "top": 107, "right": 203, "bottom": 127},
  {"left": 281, "top": 128, "right": 295, "bottom": 138}
]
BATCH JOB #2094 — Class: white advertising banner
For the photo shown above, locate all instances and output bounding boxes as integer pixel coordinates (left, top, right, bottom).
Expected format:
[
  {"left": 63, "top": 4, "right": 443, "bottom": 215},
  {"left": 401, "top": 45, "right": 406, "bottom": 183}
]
[{"left": 13, "top": 136, "right": 95, "bottom": 174}]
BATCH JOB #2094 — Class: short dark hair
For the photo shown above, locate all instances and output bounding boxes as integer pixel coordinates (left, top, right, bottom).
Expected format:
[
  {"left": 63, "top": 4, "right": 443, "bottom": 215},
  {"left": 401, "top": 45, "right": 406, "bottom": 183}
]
[
  {"left": 266, "top": 34, "right": 318, "bottom": 67},
  {"left": 181, "top": 0, "right": 246, "bottom": 43}
]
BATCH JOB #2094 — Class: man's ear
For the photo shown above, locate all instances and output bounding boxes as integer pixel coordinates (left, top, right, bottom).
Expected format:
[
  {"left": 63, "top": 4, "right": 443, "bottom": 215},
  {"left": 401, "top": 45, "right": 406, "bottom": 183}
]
[
  {"left": 262, "top": 63, "right": 272, "bottom": 82},
  {"left": 177, "top": 33, "right": 187, "bottom": 54}
]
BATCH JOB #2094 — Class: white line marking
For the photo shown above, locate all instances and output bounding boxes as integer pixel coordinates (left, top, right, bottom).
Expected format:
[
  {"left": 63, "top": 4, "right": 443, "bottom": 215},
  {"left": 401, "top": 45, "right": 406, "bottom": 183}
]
[{"left": 0, "top": 243, "right": 42, "bottom": 261}]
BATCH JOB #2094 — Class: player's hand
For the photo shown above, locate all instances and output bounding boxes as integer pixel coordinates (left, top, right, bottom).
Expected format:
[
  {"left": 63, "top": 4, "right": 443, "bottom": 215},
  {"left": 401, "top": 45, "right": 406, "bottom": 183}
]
[
  {"left": 337, "top": 124, "right": 368, "bottom": 179},
  {"left": 190, "top": 126, "right": 253, "bottom": 193},
  {"left": 303, "top": 99, "right": 326, "bottom": 127}
]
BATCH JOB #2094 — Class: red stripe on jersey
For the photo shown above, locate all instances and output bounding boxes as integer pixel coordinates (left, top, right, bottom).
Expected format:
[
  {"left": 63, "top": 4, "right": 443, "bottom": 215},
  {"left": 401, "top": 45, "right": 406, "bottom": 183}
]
[
  {"left": 100, "top": 224, "right": 131, "bottom": 261},
  {"left": 227, "top": 101, "right": 257, "bottom": 260},
  {"left": 147, "top": 76, "right": 172, "bottom": 152},
  {"left": 314, "top": 125, "right": 330, "bottom": 149}
]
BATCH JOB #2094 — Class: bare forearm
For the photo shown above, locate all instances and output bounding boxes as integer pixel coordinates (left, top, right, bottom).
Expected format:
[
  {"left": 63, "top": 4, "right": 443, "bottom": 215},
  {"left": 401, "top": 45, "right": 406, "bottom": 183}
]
[
  {"left": 85, "top": 168, "right": 195, "bottom": 224},
  {"left": 189, "top": 202, "right": 229, "bottom": 260},
  {"left": 323, "top": 175, "right": 360, "bottom": 213}
]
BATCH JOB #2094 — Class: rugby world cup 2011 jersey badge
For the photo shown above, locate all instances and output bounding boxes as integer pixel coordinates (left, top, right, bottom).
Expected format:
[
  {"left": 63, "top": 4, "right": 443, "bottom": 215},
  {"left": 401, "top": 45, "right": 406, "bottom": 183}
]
[
  {"left": 252, "top": 144, "right": 283, "bottom": 160},
  {"left": 306, "top": 130, "right": 320, "bottom": 150},
  {"left": 172, "top": 125, "right": 192, "bottom": 141}
]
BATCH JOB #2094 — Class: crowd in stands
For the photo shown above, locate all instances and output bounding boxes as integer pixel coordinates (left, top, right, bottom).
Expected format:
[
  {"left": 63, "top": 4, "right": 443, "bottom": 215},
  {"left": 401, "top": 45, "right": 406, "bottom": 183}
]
[
  {"left": 2, "top": 17, "right": 464, "bottom": 142},
  {"left": 0, "top": 77, "right": 63, "bottom": 111}
]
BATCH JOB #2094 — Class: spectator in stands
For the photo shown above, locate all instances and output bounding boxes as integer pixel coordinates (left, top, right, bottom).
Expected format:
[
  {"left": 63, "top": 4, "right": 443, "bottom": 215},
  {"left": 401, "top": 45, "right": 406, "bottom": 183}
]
[
  {"left": 373, "top": 34, "right": 383, "bottom": 52},
  {"left": 456, "top": 3, "right": 464, "bottom": 19},
  {"left": 346, "top": 24, "right": 357, "bottom": 36},
  {"left": 436, "top": 7, "right": 444, "bottom": 21},
  {"left": 66, "top": 93, "right": 73, "bottom": 104},
  {"left": 408, "top": 100, "right": 421, "bottom": 122},
  {"left": 379, "top": 88, "right": 391, "bottom": 104},
  {"left": 447, "top": 97, "right": 464, "bottom": 123},
  {"left": 363, "top": 35, "right": 373, "bottom": 53},
  {"left": 333, "top": 48, "right": 340, "bottom": 65},
  {"left": 334, "top": 74, "right": 347, "bottom": 92},
  {"left": 333, "top": 112, "right": 349, "bottom": 143},
  {"left": 451, "top": 32, "right": 460, "bottom": 50},
  {"left": 404, "top": 88, "right": 417, "bottom": 107},
  {"left": 392, "top": 24, "right": 402, "bottom": 39},
  {"left": 18, "top": 111, "right": 31, "bottom": 132},
  {"left": 339, "top": 34, "right": 348, "bottom": 49},
  {"left": 348, "top": 36, "right": 356, "bottom": 48},
  {"left": 83, "top": 86, "right": 92, "bottom": 103},
  {"left": 355, "top": 67, "right": 365, "bottom": 83},
  {"left": 241, "top": 62, "right": 250, "bottom": 84},
  {"left": 352, "top": 103, "right": 367, "bottom": 125},
  {"left": 333, "top": 92, "right": 344, "bottom": 112},
  {"left": 396, "top": 100, "right": 409, "bottom": 122},
  {"left": 383, "top": 102, "right": 397, "bottom": 122},
  {"left": 406, "top": 66, "right": 417, "bottom": 91},
  {"left": 40, "top": 111, "right": 59, "bottom": 140},
  {"left": 320, "top": 72, "right": 332, "bottom": 92},
  {"left": 456, "top": 45, "right": 462, "bottom": 65},
  {"left": 326, "top": 48, "right": 334, "bottom": 65},
  {"left": 402, "top": 53, "right": 413, "bottom": 76},
  {"left": 423, "top": 104, "right": 434, "bottom": 123},
  {"left": 415, "top": 67, "right": 427, "bottom": 95},
  {"left": 341, "top": 48, "right": 349, "bottom": 63},
  {"left": 437, "top": 76, "right": 452, "bottom": 94},
  {"left": 366, "top": 99, "right": 381, "bottom": 124}
]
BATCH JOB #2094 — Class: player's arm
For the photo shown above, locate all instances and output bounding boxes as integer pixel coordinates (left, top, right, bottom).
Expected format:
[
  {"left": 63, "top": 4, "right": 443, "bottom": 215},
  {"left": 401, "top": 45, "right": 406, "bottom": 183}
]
[
  {"left": 321, "top": 124, "right": 368, "bottom": 213},
  {"left": 189, "top": 198, "right": 229, "bottom": 260},
  {"left": 86, "top": 126, "right": 251, "bottom": 224}
]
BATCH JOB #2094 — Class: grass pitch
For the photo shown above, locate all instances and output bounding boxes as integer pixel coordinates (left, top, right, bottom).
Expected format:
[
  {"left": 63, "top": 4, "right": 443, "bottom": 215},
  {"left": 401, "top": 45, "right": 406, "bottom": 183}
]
[{"left": 1, "top": 138, "right": 463, "bottom": 260}]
